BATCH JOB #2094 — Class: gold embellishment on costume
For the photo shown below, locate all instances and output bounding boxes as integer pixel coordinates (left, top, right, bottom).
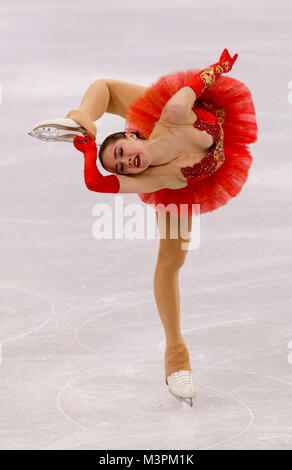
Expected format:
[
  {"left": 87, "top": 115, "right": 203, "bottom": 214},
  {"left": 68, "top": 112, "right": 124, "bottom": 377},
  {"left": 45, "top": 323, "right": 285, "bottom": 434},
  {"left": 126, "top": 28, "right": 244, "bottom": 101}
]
[
  {"left": 215, "top": 64, "right": 224, "bottom": 75},
  {"left": 213, "top": 123, "right": 225, "bottom": 170},
  {"left": 200, "top": 67, "right": 216, "bottom": 92},
  {"left": 200, "top": 100, "right": 214, "bottom": 112},
  {"left": 215, "top": 107, "right": 226, "bottom": 124},
  {"left": 221, "top": 60, "right": 230, "bottom": 72},
  {"left": 199, "top": 100, "right": 226, "bottom": 125}
]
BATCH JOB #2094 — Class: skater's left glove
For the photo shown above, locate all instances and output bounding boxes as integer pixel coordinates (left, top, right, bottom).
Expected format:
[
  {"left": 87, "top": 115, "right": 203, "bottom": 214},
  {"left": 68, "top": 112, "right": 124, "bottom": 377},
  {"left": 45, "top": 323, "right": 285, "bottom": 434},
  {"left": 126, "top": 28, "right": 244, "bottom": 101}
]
[
  {"left": 186, "top": 48, "right": 238, "bottom": 99},
  {"left": 218, "top": 48, "right": 238, "bottom": 73},
  {"left": 73, "top": 134, "right": 120, "bottom": 194}
]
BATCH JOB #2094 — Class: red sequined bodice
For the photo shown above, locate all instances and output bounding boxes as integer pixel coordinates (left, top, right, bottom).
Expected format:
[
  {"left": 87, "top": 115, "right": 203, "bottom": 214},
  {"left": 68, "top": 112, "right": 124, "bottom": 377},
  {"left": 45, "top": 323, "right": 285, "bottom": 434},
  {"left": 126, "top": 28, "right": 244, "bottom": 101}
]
[{"left": 180, "top": 100, "right": 226, "bottom": 184}]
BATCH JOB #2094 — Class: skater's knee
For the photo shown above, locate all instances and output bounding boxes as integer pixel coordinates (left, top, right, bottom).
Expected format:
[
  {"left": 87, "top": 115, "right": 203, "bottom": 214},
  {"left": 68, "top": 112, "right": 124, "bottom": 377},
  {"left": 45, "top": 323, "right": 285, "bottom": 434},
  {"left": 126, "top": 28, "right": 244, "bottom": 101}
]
[{"left": 156, "top": 247, "right": 187, "bottom": 271}]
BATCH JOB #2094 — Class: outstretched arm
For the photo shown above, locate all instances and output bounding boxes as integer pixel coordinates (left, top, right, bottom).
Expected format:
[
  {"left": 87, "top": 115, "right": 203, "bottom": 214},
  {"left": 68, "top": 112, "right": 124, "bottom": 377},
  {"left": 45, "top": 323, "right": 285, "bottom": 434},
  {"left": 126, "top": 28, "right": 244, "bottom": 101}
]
[
  {"left": 185, "top": 48, "right": 238, "bottom": 99},
  {"left": 161, "top": 49, "right": 238, "bottom": 125}
]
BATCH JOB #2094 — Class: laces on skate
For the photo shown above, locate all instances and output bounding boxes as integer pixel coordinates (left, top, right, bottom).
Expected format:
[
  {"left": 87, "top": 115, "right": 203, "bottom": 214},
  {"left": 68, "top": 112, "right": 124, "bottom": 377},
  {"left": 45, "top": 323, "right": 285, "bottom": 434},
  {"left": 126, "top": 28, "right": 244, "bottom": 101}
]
[{"left": 171, "top": 370, "right": 192, "bottom": 385}]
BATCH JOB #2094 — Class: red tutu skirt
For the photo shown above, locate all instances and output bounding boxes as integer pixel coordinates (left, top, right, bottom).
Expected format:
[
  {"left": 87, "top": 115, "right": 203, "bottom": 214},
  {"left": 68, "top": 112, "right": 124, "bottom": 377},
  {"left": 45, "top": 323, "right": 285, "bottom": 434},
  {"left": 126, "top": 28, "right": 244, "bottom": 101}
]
[{"left": 125, "top": 69, "right": 258, "bottom": 217}]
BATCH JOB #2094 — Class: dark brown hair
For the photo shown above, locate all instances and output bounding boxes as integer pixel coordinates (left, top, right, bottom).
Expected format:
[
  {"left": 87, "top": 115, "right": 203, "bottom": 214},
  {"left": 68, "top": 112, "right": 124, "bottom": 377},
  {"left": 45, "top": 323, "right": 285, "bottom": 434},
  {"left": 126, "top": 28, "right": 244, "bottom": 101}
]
[{"left": 98, "top": 130, "right": 146, "bottom": 173}]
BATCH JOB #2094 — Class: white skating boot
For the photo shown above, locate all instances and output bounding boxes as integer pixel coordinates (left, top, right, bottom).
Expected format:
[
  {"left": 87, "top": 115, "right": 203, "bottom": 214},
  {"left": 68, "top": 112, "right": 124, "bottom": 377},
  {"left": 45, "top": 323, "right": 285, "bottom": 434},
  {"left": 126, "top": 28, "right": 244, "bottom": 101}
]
[
  {"left": 28, "top": 118, "right": 88, "bottom": 143},
  {"left": 167, "top": 370, "right": 196, "bottom": 407}
]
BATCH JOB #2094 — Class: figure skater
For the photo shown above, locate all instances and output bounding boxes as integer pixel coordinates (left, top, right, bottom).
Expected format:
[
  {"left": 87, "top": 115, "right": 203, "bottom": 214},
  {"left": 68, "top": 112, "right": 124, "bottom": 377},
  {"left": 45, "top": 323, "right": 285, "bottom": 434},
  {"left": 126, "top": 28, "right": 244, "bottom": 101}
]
[{"left": 29, "top": 49, "right": 258, "bottom": 407}]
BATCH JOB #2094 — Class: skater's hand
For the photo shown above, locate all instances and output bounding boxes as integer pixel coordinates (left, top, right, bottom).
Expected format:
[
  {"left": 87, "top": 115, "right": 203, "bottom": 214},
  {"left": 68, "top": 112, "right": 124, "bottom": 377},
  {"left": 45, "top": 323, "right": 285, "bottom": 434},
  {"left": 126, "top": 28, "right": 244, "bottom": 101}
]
[
  {"left": 66, "top": 109, "right": 97, "bottom": 139},
  {"left": 73, "top": 134, "right": 97, "bottom": 156},
  {"left": 218, "top": 48, "right": 238, "bottom": 72}
]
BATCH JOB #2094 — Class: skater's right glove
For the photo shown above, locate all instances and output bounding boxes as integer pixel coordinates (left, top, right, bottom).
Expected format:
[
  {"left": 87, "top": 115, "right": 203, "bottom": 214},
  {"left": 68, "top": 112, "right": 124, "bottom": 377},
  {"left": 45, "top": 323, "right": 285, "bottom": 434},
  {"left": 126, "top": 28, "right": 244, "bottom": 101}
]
[
  {"left": 186, "top": 48, "right": 238, "bottom": 99},
  {"left": 73, "top": 134, "right": 120, "bottom": 194}
]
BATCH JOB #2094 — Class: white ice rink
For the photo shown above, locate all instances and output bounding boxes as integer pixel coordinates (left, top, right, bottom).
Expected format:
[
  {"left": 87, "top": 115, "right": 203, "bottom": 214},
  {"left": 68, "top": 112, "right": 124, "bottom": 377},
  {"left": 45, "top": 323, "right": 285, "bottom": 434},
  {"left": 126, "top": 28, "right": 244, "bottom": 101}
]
[{"left": 1, "top": 0, "right": 292, "bottom": 450}]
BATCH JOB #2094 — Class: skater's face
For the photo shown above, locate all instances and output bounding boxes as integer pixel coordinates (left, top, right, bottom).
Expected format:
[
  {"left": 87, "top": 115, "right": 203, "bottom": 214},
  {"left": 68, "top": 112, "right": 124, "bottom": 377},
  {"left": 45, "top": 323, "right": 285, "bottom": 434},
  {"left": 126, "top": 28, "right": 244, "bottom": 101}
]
[{"left": 101, "top": 133, "right": 151, "bottom": 175}]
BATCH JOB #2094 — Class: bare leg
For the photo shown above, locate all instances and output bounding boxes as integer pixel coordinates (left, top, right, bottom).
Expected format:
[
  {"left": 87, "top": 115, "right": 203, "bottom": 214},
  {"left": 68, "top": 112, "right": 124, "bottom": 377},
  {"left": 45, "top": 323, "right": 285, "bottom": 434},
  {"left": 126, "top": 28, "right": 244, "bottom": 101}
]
[
  {"left": 65, "top": 79, "right": 111, "bottom": 138},
  {"left": 65, "top": 79, "right": 147, "bottom": 139},
  {"left": 154, "top": 211, "right": 193, "bottom": 384}
]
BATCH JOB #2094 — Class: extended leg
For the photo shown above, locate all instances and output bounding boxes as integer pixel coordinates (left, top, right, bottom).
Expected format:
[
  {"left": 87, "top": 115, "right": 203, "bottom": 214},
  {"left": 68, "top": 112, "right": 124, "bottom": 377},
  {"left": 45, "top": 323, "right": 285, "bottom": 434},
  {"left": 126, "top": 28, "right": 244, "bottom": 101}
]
[
  {"left": 154, "top": 211, "right": 193, "bottom": 384},
  {"left": 30, "top": 79, "right": 148, "bottom": 141}
]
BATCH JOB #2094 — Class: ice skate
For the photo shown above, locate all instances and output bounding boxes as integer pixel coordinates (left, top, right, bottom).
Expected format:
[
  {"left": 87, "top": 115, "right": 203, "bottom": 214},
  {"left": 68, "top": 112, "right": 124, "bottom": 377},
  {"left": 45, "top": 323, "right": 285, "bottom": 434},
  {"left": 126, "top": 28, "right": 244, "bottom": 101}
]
[
  {"left": 28, "top": 118, "right": 88, "bottom": 143},
  {"left": 167, "top": 370, "right": 196, "bottom": 407},
  {"left": 164, "top": 341, "right": 194, "bottom": 406}
]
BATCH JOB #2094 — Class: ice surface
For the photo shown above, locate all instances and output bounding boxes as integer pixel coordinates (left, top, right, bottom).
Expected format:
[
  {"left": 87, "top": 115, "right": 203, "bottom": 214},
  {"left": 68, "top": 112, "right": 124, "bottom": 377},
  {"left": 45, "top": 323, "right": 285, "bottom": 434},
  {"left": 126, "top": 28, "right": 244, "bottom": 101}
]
[{"left": 0, "top": 0, "right": 292, "bottom": 450}]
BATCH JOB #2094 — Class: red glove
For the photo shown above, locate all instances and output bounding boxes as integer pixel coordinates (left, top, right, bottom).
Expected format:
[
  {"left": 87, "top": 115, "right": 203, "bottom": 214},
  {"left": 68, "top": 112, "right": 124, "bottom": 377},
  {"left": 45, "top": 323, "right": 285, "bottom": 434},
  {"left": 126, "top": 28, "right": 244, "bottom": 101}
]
[
  {"left": 186, "top": 48, "right": 238, "bottom": 99},
  {"left": 73, "top": 134, "right": 120, "bottom": 194}
]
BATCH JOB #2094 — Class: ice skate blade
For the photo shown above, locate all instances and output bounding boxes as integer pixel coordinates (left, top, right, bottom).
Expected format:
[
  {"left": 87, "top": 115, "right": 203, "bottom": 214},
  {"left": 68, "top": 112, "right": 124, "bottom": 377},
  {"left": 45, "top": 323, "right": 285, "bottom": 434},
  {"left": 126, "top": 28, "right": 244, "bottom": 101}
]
[
  {"left": 28, "top": 128, "right": 86, "bottom": 143},
  {"left": 168, "top": 388, "right": 193, "bottom": 407},
  {"left": 28, "top": 118, "right": 87, "bottom": 143}
]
